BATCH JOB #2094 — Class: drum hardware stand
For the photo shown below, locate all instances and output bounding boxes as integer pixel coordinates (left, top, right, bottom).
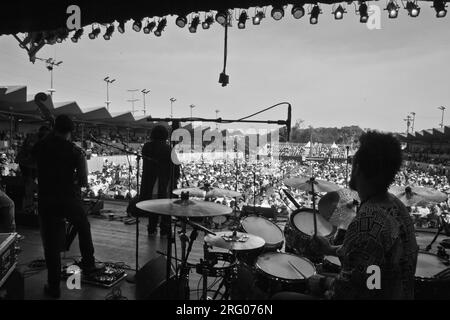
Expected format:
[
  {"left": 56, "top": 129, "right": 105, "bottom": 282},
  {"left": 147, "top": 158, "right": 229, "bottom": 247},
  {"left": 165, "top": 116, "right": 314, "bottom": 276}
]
[
  {"left": 309, "top": 177, "right": 318, "bottom": 236},
  {"left": 425, "top": 213, "right": 450, "bottom": 252},
  {"left": 88, "top": 134, "right": 146, "bottom": 284}
]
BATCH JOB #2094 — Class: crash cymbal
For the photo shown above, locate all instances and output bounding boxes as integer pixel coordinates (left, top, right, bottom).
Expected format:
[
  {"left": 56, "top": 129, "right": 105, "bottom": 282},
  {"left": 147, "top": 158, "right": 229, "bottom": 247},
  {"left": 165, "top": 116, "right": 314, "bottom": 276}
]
[
  {"left": 319, "top": 189, "right": 359, "bottom": 230},
  {"left": 173, "top": 188, "right": 206, "bottom": 198},
  {"left": 173, "top": 186, "right": 241, "bottom": 198},
  {"left": 205, "top": 231, "right": 265, "bottom": 251},
  {"left": 284, "top": 176, "right": 341, "bottom": 193},
  {"left": 389, "top": 186, "right": 448, "bottom": 207},
  {"left": 136, "top": 199, "right": 232, "bottom": 217}
]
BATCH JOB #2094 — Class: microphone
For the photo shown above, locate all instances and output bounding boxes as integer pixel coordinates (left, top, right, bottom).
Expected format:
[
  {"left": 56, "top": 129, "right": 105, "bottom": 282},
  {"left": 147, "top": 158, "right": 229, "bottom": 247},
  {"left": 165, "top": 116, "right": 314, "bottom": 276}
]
[{"left": 286, "top": 104, "right": 292, "bottom": 142}]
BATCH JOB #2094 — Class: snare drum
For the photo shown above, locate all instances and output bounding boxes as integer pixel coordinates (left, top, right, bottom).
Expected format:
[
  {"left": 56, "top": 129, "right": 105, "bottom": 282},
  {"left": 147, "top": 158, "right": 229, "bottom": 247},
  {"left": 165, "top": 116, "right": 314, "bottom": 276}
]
[
  {"left": 415, "top": 251, "right": 450, "bottom": 300},
  {"left": 240, "top": 215, "right": 284, "bottom": 250},
  {"left": 284, "top": 208, "right": 334, "bottom": 262},
  {"left": 254, "top": 252, "right": 316, "bottom": 296}
]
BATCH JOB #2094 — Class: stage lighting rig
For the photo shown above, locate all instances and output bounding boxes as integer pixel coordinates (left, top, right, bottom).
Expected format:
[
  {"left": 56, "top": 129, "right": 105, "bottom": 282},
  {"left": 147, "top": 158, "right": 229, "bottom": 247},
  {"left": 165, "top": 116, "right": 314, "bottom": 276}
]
[
  {"left": 333, "top": 4, "right": 347, "bottom": 19},
  {"left": 176, "top": 15, "right": 188, "bottom": 28},
  {"left": 253, "top": 9, "right": 265, "bottom": 24},
  {"left": 271, "top": 5, "right": 285, "bottom": 20},
  {"left": 357, "top": 2, "right": 369, "bottom": 23},
  {"left": 309, "top": 5, "right": 322, "bottom": 24},
  {"left": 405, "top": 1, "right": 421, "bottom": 17},
  {"left": 237, "top": 11, "right": 248, "bottom": 29},
  {"left": 385, "top": 0, "right": 400, "bottom": 18},
  {"left": 89, "top": 26, "right": 101, "bottom": 39},
  {"left": 132, "top": 19, "right": 142, "bottom": 32},
  {"left": 292, "top": 4, "right": 305, "bottom": 19},
  {"left": 202, "top": 14, "right": 214, "bottom": 29},
  {"left": 189, "top": 16, "right": 200, "bottom": 33},
  {"left": 432, "top": 0, "right": 447, "bottom": 17},
  {"left": 71, "top": 28, "right": 83, "bottom": 43},
  {"left": 103, "top": 25, "right": 115, "bottom": 40},
  {"left": 154, "top": 18, "right": 167, "bottom": 37}
]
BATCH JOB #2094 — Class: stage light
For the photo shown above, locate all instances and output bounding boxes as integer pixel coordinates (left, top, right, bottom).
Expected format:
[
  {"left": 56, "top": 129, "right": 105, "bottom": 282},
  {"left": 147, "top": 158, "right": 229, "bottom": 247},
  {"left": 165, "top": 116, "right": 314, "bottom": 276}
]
[
  {"left": 433, "top": 0, "right": 447, "bottom": 17},
  {"left": 143, "top": 20, "right": 152, "bottom": 33},
  {"left": 359, "top": 2, "right": 369, "bottom": 23},
  {"left": 71, "top": 29, "right": 83, "bottom": 43},
  {"left": 310, "top": 5, "right": 321, "bottom": 24},
  {"left": 56, "top": 29, "right": 69, "bottom": 43},
  {"left": 89, "top": 26, "right": 101, "bottom": 39},
  {"left": 189, "top": 16, "right": 200, "bottom": 33},
  {"left": 32, "top": 33, "right": 44, "bottom": 45},
  {"left": 154, "top": 18, "right": 167, "bottom": 37},
  {"left": 103, "top": 25, "right": 115, "bottom": 40},
  {"left": 44, "top": 32, "right": 57, "bottom": 45},
  {"left": 386, "top": 1, "right": 399, "bottom": 18},
  {"left": 143, "top": 21, "right": 156, "bottom": 34},
  {"left": 238, "top": 11, "right": 248, "bottom": 29},
  {"left": 405, "top": 1, "right": 420, "bottom": 17},
  {"left": 253, "top": 10, "right": 265, "bottom": 24},
  {"left": 176, "top": 16, "right": 188, "bottom": 28},
  {"left": 118, "top": 21, "right": 126, "bottom": 33},
  {"left": 132, "top": 19, "right": 142, "bottom": 32},
  {"left": 333, "top": 5, "right": 346, "bottom": 20},
  {"left": 271, "top": 6, "right": 285, "bottom": 20},
  {"left": 215, "top": 11, "right": 228, "bottom": 25},
  {"left": 292, "top": 5, "right": 305, "bottom": 19},
  {"left": 202, "top": 15, "right": 214, "bottom": 29}
]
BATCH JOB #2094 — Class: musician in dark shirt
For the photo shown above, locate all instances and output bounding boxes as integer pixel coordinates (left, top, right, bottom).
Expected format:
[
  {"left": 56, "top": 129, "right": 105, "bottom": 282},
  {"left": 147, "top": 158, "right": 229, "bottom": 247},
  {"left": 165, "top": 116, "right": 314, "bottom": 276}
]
[
  {"left": 32, "top": 115, "right": 102, "bottom": 298},
  {"left": 140, "top": 125, "right": 180, "bottom": 236}
]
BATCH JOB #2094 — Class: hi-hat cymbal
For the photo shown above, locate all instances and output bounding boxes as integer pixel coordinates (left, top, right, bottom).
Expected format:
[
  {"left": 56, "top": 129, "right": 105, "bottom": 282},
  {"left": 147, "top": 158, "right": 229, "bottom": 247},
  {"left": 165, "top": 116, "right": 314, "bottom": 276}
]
[
  {"left": 173, "top": 187, "right": 241, "bottom": 198},
  {"left": 319, "top": 189, "right": 359, "bottom": 230},
  {"left": 205, "top": 231, "right": 265, "bottom": 251},
  {"left": 284, "top": 176, "right": 341, "bottom": 193},
  {"left": 136, "top": 199, "right": 232, "bottom": 217},
  {"left": 389, "top": 185, "right": 448, "bottom": 207}
]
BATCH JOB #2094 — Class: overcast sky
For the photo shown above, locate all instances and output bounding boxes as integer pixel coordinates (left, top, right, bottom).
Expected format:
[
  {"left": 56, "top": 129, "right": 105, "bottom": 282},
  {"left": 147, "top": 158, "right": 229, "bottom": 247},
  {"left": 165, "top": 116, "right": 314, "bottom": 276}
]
[{"left": 1, "top": 4, "right": 449, "bottom": 133}]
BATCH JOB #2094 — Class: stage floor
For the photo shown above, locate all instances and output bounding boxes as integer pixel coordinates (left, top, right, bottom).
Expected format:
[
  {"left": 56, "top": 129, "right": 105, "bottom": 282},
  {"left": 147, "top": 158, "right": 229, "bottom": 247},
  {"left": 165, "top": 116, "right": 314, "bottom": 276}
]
[{"left": 14, "top": 201, "right": 447, "bottom": 300}]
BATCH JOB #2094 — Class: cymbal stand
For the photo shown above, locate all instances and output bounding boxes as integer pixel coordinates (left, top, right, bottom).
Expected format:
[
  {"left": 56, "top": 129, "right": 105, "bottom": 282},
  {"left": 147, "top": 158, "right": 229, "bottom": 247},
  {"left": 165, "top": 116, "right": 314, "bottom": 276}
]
[{"left": 310, "top": 177, "right": 318, "bottom": 236}]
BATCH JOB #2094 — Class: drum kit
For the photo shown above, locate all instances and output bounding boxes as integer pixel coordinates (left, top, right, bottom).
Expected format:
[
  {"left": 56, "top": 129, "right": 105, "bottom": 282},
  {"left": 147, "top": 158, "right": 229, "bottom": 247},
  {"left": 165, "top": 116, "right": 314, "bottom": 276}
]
[{"left": 133, "top": 173, "right": 450, "bottom": 300}]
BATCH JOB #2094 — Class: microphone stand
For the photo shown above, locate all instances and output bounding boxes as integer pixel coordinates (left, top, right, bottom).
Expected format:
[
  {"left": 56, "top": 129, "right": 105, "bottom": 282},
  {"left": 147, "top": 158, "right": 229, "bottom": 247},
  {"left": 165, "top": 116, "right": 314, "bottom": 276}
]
[{"left": 88, "top": 135, "right": 148, "bottom": 283}]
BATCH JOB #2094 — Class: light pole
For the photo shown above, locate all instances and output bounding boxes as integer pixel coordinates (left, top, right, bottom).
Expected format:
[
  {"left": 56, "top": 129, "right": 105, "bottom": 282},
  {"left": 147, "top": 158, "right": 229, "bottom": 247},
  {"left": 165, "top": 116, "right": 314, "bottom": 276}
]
[
  {"left": 215, "top": 109, "right": 220, "bottom": 130},
  {"left": 42, "top": 58, "right": 63, "bottom": 97},
  {"left": 438, "top": 106, "right": 446, "bottom": 128},
  {"left": 410, "top": 112, "right": 416, "bottom": 133},
  {"left": 170, "top": 98, "right": 176, "bottom": 118},
  {"left": 141, "top": 89, "right": 150, "bottom": 116},
  {"left": 104, "top": 77, "right": 116, "bottom": 111},
  {"left": 404, "top": 115, "right": 412, "bottom": 135},
  {"left": 127, "top": 89, "right": 140, "bottom": 114}
]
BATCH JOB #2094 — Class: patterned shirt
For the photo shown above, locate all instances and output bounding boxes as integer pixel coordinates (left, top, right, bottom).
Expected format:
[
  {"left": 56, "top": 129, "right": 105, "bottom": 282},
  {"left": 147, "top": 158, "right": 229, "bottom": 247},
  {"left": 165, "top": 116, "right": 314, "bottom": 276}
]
[{"left": 332, "top": 193, "right": 418, "bottom": 299}]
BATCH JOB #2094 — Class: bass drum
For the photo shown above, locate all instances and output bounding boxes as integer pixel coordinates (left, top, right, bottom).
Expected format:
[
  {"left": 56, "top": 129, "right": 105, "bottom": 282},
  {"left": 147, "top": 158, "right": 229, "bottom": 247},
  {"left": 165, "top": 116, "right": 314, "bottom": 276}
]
[
  {"left": 284, "top": 208, "right": 335, "bottom": 263},
  {"left": 415, "top": 251, "right": 450, "bottom": 300}
]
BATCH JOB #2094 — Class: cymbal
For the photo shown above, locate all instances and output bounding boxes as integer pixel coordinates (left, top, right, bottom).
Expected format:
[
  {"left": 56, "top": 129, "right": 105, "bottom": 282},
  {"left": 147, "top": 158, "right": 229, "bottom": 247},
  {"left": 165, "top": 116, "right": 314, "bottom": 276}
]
[
  {"left": 389, "top": 185, "right": 448, "bottom": 207},
  {"left": 136, "top": 199, "right": 232, "bottom": 217},
  {"left": 173, "top": 187, "right": 241, "bottom": 198},
  {"left": 284, "top": 176, "right": 341, "bottom": 193},
  {"left": 205, "top": 231, "right": 265, "bottom": 251},
  {"left": 319, "top": 189, "right": 359, "bottom": 230}
]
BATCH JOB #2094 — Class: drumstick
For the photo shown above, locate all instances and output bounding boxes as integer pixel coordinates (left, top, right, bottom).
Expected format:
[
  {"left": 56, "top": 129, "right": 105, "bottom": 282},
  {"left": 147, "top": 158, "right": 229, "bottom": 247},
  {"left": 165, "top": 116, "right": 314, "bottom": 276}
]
[{"left": 288, "top": 260, "right": 306, "bottom": 279}]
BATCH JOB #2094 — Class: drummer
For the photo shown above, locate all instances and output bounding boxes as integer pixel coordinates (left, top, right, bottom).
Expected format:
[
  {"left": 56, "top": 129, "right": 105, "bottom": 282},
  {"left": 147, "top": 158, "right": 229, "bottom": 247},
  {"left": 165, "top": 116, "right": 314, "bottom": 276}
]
[{"left": 309, "top": 131, "right": 419, "bottom": 300}]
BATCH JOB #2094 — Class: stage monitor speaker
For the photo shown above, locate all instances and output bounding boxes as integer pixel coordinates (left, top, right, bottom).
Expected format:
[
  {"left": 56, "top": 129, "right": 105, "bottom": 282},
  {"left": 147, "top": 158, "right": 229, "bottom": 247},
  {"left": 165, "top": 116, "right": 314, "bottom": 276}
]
[{"left": 135, "top": 256, "right": 185, "bottom": 300}]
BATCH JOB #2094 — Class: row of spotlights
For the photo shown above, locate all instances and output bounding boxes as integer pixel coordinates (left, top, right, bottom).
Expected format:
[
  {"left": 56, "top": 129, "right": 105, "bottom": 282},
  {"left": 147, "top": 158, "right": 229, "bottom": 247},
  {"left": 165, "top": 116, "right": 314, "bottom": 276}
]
[{"left": 60, "top": 1, "right": 448, "bottom": 45}]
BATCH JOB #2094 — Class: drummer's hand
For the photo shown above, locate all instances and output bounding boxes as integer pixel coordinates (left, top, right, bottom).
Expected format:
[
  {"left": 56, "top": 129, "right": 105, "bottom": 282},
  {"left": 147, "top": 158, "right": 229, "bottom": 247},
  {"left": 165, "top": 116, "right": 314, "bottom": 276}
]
[{"left": 310, "top": 235, "right": 333, "bottom": 256}]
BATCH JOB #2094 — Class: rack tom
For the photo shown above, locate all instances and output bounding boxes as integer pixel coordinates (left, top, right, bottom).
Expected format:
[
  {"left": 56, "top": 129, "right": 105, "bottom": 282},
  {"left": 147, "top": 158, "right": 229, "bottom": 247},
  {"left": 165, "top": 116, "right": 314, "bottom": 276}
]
[{"left": 284, "top": 208, "right": 334, "bottom": 262}]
